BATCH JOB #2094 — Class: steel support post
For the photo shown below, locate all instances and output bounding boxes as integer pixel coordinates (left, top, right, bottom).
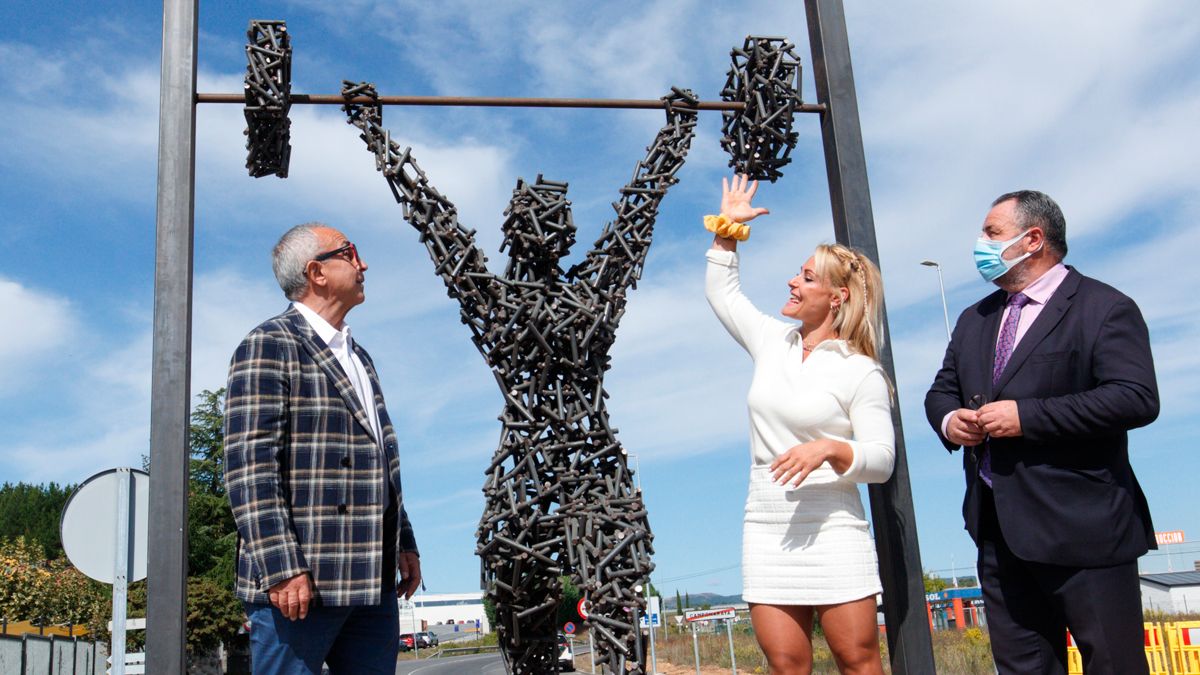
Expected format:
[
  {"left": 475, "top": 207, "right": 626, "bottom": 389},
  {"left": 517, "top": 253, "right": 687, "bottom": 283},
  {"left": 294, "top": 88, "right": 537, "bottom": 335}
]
[
  {"left": 146, "top": 1, "right": 198, "bottom": 673},
  {"left": 111, "top": 469, "right": 131, "bottom": 675},
  {"left": 803, "top": 0, "right": 936, "bottom": 672}
]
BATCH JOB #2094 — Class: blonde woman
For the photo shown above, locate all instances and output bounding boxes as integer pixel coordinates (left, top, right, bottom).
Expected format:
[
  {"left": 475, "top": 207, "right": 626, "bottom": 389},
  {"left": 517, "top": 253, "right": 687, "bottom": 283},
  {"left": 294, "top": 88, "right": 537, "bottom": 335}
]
[{"left": 704, "top": 176, "right": 894, "bottom": 675}]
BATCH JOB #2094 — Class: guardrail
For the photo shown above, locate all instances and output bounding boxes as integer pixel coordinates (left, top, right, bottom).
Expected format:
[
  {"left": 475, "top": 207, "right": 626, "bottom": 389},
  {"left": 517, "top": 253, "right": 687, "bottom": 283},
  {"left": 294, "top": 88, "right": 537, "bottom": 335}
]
[
  {"left": 423, "top": 644, "right": 501, "bottom": 659},
  {"left": 0, "top": 633, "right": 104, "bottom": 674}
]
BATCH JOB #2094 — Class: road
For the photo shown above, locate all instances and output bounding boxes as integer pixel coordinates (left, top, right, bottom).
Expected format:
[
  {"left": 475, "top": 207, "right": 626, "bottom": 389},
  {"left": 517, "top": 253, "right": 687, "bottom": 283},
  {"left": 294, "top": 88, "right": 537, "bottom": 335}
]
[
  {"left": 395, "top": 645, "right": 592, "bottom": 674},
  {"left": 395, "top": 652, "right": 506, "bottom": 674}
]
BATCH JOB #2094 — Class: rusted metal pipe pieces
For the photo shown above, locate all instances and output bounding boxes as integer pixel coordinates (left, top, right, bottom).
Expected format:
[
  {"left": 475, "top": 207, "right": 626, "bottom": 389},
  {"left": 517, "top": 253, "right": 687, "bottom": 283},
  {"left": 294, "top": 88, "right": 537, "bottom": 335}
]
[
  {"left": 243, "top": 20, "right": 292, "bottom": 178},
  {"left": 237, "top": 21, "right": 803, "bottom": 671},
  {"left": 720, "top": 36, "right": 804, "bottom": 182},
  {"left": 342, "top": 82, "right": 698, "bottom": 674}
]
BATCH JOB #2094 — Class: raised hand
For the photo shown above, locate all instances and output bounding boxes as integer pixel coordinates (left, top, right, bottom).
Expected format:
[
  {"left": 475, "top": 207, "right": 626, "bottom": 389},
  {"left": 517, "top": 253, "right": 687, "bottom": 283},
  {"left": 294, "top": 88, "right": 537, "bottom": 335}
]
[{"left": 721, "top": 174, "right": 770, "bottom": 223}]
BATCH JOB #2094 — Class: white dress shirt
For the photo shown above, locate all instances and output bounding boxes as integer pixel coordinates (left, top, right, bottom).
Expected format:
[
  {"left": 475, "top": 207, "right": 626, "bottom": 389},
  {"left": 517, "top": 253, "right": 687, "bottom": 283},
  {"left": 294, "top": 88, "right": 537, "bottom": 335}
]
[{"left": 294, "top": 301, "right": 383, "bottom": 444}]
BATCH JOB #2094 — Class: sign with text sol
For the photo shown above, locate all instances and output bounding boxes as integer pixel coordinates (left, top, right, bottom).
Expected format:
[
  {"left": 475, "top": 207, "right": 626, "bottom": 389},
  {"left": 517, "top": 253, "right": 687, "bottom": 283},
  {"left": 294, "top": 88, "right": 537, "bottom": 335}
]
[
  {"left": 685, "top": 607, "right": 737, "bottom": 623},
  {"left": 1155, "top": 530, "right": 1185, "bottom": 545}
]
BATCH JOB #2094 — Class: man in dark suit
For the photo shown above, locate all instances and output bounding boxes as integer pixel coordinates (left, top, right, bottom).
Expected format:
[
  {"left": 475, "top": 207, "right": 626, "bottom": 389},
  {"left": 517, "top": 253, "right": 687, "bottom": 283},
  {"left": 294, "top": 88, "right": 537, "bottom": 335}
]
[
  {"left": 224, "top": 223, "right": 420, "bottom": 674},
  {"left": 925, "top": 190, "right": 1158, "bottom": 675}
]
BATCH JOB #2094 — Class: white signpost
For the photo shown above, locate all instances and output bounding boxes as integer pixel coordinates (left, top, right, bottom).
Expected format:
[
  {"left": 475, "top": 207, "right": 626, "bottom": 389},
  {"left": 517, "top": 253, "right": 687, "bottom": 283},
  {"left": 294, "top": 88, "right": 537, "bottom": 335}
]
[
  {"left": 639, "top": 594, "right": 660, "bottom": 674},
  {"left": 685, "top": 607, "right": 739, "bottom": 675},
  {"left": 61, "top": 468, "right": 150, "bottom": 675},
  {"left": 639, "top": 596, "right": 662, "bottom": 628},
  {"left": 1156, "top": 531, "right": 1186, "bottom": 571}
]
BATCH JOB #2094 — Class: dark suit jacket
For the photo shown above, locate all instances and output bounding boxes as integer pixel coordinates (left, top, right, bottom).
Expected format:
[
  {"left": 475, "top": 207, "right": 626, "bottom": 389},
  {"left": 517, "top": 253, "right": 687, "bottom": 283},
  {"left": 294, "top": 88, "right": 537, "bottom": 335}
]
[
  {"left": 224, "top": 305, "right": 417, "bottom": 606},
  {"left": 925, "top": 267, "right": 1158, "bottom": 567}
]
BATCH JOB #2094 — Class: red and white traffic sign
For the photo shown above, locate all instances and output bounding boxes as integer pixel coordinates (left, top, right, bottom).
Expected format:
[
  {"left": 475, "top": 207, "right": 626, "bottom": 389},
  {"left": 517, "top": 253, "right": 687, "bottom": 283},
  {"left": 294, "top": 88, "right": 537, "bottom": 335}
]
[
  {"left": 577, "top": 598, "right": 590, "bottom": 620},
  {"left": 684, "top": 607, "right": 737, "bottom": 623}
]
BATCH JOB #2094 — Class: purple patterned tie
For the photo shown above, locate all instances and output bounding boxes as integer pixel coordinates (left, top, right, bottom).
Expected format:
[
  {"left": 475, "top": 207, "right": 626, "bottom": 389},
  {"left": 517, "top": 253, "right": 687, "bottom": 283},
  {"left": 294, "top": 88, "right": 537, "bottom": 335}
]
[{"left": 980, "top": 292, "right": 1031, "bottom": 486}]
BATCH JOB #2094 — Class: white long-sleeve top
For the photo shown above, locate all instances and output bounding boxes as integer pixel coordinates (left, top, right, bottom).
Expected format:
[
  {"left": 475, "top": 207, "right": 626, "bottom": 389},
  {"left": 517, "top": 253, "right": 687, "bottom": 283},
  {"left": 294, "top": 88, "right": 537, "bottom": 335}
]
[{"left": 705, "top": 249, "right": 895, "bottom": 484}]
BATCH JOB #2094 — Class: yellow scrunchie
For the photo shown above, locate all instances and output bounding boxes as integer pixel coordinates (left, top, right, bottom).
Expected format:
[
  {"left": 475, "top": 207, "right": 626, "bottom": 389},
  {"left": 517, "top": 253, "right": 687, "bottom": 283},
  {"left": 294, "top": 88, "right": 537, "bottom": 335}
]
[{"left": 703, "top": 214, "right": 751, "bottom": 241}]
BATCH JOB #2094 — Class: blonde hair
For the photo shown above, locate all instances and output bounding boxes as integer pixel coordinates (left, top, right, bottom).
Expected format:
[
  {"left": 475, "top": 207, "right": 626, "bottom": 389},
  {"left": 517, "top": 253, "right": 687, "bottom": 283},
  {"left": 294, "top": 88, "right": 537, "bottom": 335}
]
[{"left": 812, "top": 243, "right": 885, "bottom": 362}]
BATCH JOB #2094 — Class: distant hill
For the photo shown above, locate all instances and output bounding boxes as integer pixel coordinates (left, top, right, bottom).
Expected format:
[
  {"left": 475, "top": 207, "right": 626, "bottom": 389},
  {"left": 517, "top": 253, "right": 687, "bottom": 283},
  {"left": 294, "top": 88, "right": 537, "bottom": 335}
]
[{"left": 663, "top": 592, "right": 743, "bottom": 610}]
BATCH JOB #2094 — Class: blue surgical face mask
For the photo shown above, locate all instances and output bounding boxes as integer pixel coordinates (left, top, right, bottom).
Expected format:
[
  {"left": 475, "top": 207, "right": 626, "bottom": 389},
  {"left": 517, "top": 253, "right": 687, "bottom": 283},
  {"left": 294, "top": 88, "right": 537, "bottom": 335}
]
[{"left": 974, "top": 230, "right": 1038, "bottom": 282}]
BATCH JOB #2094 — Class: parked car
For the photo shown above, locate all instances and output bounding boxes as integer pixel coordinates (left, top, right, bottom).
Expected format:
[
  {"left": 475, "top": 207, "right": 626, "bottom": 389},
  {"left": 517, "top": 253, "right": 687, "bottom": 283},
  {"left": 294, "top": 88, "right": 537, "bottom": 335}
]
[
  {"left": 558, "top": 632, "right": 574, "bottom": 672},
  {"left": 415, "top": 631, "right": 438, "bottom": 648},
  {"left": 399, "top": 633, "right": 416, "bottom": 651}
]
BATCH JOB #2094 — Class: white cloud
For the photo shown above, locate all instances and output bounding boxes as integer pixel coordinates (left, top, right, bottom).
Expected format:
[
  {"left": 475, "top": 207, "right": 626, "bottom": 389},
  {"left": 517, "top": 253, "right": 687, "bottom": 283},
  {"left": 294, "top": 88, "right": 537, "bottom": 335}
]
[
  {"left": 0, "top": 278, "right": 76, "bottom": 386},
  {"left": 3, "top": 0, "right": 1198, "bottom": 588}
]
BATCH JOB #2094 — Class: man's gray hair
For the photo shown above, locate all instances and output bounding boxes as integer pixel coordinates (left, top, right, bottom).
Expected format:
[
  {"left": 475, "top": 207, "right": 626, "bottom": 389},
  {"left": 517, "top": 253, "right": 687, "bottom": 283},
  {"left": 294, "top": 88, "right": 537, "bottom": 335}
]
[
  {"left": 992, "top": 190, "right": 1068, "bottom": 259},
  {"left": 273, "top": 223, "right": 324, "bottom": 300}
]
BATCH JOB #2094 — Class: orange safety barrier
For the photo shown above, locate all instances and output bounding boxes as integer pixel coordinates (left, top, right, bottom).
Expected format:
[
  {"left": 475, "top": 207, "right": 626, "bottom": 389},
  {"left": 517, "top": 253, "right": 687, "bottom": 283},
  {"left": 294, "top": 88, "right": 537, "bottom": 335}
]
[
  {"left": 1066, "top": 623, "right": 1169, "bottom": 675},
  {"left": 1145, "top": 622, "right": 1170, "bottom": 675},
  {"left": 0, "top": 620, "right": 89, "bottom": 637},
  {"left": 1167, "top": 621, "right": 1200, "bottom": 675}
]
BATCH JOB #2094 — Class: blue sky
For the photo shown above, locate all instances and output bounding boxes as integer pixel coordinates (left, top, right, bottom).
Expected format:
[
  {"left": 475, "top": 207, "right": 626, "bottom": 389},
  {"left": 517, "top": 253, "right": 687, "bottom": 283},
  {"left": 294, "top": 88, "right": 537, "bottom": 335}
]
[{"left": 2, "top": 1, "right": 1198, "bottom": 597}]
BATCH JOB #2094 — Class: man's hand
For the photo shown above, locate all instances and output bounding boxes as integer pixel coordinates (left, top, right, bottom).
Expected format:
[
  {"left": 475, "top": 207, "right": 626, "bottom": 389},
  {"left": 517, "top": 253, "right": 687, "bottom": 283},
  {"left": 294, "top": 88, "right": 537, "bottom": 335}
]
[
  {"left": 397, "top": 552, "right": 422, "bottom": 600},
  {"left": 977, "top": 400, "right": 1022, "bottom": 438},
  {"left": 946, "top": 408, "right": 985, "bottom": 447},
  {"left": 268, "top": 573, "right": 312, "bottom": 621}
]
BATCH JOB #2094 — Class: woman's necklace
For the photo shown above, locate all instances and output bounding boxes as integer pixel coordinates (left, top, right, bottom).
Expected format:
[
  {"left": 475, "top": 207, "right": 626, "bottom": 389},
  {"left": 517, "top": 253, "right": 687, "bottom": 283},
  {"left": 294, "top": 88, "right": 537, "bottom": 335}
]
[{"left": 801, "top": 332, "right": 837, "bottom": 353}]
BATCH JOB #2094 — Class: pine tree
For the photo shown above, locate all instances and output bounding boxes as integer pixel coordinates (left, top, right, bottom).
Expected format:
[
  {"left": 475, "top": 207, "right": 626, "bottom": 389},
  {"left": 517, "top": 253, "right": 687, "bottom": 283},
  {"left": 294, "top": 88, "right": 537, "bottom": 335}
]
[
  {"left": 186, "top": 389, "right": 237, "bottom": 587},
  {"left": 675, "top": 589, "right": 683, "bottom": 616}
]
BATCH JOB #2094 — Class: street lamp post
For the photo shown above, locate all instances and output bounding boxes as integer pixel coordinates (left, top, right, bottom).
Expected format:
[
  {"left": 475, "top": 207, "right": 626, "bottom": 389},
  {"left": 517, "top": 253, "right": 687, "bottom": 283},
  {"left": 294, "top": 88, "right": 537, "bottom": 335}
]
[{"left": 920, "top": 260, "right": 952, "bottom": 341}]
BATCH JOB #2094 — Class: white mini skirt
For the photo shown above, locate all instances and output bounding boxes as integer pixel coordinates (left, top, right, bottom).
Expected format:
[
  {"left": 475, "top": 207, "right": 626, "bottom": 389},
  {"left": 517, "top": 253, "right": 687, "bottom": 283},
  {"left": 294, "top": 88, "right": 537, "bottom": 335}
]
[{"left": 742, "top": 464, "right": 882, "bottom": 606}]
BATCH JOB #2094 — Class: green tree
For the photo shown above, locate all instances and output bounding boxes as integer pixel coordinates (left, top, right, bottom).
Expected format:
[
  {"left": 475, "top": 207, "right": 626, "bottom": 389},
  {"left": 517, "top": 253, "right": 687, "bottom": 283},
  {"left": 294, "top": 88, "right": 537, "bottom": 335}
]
[
  {"left": 684, "top": 591, "right": 690, "bottom": 610},
  {"left": 0, "top": 537, "right": 107, "bottom": 632},
  {"left": 0, "top": 388, "right": 239, "bottom": 654},
  {"left": 675, "top": 589, "right": 683, "bottom": 616},
  {"left": 183, "top": 389, "right": 240, "bottom": 653},
  {"left": 557, "top": 576, "right": 583, "bottom": 626},
  {"left": 923, "top": 571, "right": 948, "bottom": 593},
  {"left": 483, "top": 595, "right": 497, "bottom": 629},
  {"left": 185, "top": 576, "right": 244, "bottom": 654},
  {"left": 0, "top": 482, "right": 75, "bottom": 559},
  {"left": 187, "top": 388, "right": 236, "bottom": 587},
  {"left": 189, "top": 389, "right": 226, "bottom": 497}
]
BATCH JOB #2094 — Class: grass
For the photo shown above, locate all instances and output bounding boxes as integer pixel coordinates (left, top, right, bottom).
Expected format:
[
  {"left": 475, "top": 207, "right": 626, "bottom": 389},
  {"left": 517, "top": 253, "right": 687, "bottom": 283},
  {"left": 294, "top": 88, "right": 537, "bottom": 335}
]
[
  {"left": 420, "top": 611, "right": 1200, "bottom": 672},
  {"left": 650, "top": 623, "right": 997, "bottom": 674}
]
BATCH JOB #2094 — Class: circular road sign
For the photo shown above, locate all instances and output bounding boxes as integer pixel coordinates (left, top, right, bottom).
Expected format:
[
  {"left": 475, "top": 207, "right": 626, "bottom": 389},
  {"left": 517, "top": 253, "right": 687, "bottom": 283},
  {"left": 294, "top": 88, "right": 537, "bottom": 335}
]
[
  {"left": 60, "top": 468, "right": 150, "bottom": 584},
  {"left": 577, "top": 598, "right": 590, "bottom": 620},
  {"left": 563, "top": 621, "right": 576, "bottom": 635}
]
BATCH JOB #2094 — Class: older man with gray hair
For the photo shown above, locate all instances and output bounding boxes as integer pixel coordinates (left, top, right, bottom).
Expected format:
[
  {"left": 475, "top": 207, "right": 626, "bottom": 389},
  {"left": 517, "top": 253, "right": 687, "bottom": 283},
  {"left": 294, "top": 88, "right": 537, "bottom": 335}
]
[
  {"left": 926, "top": 191, "right": 1158, "bottom": 675},
  {"left": 224, "top": 223, "right": 420, "bottom": 674}
]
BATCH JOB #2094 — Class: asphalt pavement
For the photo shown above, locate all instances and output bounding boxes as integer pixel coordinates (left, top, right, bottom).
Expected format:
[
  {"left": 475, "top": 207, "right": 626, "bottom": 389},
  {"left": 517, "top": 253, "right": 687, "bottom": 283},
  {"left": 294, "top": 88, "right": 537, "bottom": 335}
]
[{"left": 394, "top": 652, "right": 505, "bottom": 674}]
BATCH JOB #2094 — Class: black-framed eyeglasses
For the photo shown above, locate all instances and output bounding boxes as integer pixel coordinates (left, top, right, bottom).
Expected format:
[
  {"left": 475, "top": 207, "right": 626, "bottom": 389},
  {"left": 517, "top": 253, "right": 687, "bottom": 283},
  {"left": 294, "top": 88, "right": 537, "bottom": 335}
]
[{"left": 313, "top": 242, "right": 359, "bottom": 265}]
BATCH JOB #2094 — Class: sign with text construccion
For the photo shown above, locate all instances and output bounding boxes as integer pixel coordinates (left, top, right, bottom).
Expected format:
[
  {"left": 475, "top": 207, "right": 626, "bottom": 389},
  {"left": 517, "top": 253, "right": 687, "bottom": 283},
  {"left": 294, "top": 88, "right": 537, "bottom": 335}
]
[
  {"left": 1156, "top": 531, "right": 1185, "bottom": 545},
  {"left": 684, "top": 607, "right": 737, "bottom": 623}
]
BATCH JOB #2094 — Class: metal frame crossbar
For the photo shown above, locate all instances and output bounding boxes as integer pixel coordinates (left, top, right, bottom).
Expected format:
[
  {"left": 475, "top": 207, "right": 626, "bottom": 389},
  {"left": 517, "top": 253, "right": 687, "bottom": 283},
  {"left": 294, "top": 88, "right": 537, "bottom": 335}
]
[{"left": 146, "top": 2, "right": 935, "bottom": 672}]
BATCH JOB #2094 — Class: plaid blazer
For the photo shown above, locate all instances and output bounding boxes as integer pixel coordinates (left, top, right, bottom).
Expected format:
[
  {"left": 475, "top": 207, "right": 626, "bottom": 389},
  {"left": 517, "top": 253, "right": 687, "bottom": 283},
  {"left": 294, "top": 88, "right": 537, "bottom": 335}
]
[{"left": 224, "top": 305, "right": 417, "bottom": 607}]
